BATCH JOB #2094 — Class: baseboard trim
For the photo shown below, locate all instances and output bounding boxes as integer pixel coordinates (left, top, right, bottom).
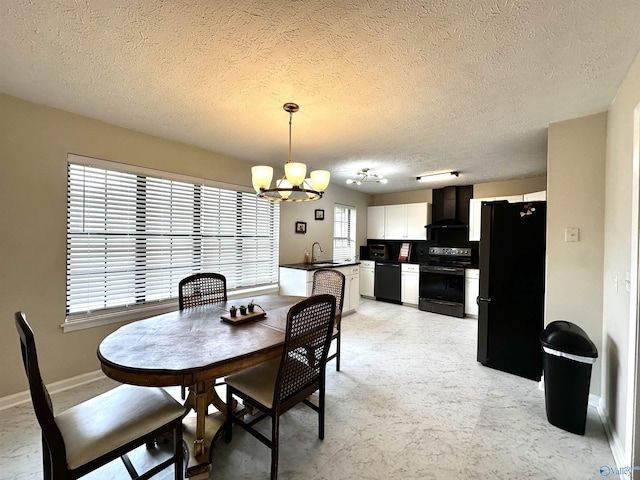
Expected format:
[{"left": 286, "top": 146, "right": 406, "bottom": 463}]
[
  {"left": 0, "top": 370, "right": 106, "bottom": 411},
  {"left": 596, "top": 399, "right": 627, "bottom": 476}
]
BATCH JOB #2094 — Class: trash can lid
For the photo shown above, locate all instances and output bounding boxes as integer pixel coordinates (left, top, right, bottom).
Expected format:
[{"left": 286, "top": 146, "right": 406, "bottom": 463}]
[{"left": 540, "top": 320, "right": 598, "bottom": 358}]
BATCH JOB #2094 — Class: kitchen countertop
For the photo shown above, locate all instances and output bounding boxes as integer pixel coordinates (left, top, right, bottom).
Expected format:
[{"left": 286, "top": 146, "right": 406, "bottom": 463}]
[{"left": 280, "top": 261, "right": 360, "bottom": 271}]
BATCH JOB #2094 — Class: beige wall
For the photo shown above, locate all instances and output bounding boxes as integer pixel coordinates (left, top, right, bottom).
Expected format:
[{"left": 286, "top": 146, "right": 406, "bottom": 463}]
[
  {"left": 279, "top": 187, "right": 371, "bottom": 265},
  {"left": 372, "top": 176, "right": 547, "bottom": 207},
  {"left": 0, "top": 94, "right": 371, "bottom": 398},
  {"left": 603, "top": 52, "right": 640, "bottom": 463},
  {"left": 546, "top": 113, "right": 607, "bottom": 399},
  {"left": 473, "top": 176, "right": 547, "bottom": 198},
  {"left": 372, "top": 189, "right": 432, "bottom": 206}
]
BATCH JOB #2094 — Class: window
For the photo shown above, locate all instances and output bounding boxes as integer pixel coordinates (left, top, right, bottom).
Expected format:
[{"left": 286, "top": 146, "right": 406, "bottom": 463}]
[
  {"left": 333, "top": 204, "right": 356, "bottom": 263},
  {"left": 66, "top": 156, "right": 279, "bottom": 320}
]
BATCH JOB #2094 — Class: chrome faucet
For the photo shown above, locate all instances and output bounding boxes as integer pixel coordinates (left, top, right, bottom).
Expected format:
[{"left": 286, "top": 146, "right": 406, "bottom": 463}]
[{"left": 311, "top": 242, "right": 323, "bottom": 262}]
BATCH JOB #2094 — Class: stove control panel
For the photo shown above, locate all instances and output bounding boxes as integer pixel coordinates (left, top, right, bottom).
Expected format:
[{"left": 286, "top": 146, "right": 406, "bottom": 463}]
[{"left": 428, "top": 247, "right": 471, "bottom": 257}]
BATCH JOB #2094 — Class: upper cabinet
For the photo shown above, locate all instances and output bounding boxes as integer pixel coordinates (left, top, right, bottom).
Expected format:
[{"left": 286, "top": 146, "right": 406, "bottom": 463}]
[
  {"left": 523, "top": 190, "right": 547, "bottom": 201},
  {"left": 366, "top": 205, "right": 386, "bottom": 239},
  {"left": 468, "top": 198, "right": 484, "bottom": 242},
  {"left": 468, "top": 192, "right": 546, "bottom": 241},
  {"left": 367, "top": 202, "right": 432, "bottom": 240}
]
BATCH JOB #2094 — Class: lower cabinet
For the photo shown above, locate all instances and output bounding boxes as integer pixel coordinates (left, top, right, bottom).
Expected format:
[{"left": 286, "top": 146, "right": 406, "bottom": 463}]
[
  {"left": 279, "top": 265, "right": 359, "bottom": 314},
  {"left": 401, "top": 263, "right": 419, "bottom": 305},
  {"left": 342, "top": 265, "right": 360, "bottom": 313},
  {"left": 359, "top": 260, "right": 375, "bottom": 298},
  {"left": 465, "top": 268, "right": 479, "bottom": 317},
  {"left": 279, "top": 267, "right": 313, "bottom": 297}
]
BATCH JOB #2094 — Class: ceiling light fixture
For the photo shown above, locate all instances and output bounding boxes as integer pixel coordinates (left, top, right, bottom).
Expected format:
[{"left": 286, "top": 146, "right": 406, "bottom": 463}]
[
  {"left": 346, "top": 168, "right": 388, "bottom": 186},
  {"left": 416, "top": 171, "right": 459, "bottom": 183},
  {"left": 251, "top": 103, "right": 330, "bottom": 202}
]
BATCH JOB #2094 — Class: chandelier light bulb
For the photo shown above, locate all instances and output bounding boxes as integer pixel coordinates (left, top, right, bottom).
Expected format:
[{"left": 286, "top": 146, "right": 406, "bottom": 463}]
[
  {"left": 277, "top": 178, "right": 292, "bottom": 199},
  {"left": 310, "top": 170, "right": 330, "bottom": 192},
  {"left": 285, "top": 162, "right": 306, "bottom": 187},
  {"left": 251, "top": 166, "right": 273, "bottom": 190}
]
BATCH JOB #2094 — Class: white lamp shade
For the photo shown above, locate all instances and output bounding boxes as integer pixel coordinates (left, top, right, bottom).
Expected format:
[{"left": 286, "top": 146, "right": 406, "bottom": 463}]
[
  {"left": 252, "top": 166, "right": 273, "bottom": 189},
  {"left": 276, "top": 178, "right": 292, "bottom": 199},
  {"left": 310, "top": 170, "right": 330, "bottom": 192},
  {"left": 284, "top": 162, "right": 306, "bottom": 186}
]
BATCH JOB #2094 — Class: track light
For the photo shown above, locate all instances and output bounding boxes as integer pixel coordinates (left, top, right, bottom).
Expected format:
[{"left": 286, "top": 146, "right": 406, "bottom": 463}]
[{"left": 416, "top": 171, "right": 459, "bottom": 183}]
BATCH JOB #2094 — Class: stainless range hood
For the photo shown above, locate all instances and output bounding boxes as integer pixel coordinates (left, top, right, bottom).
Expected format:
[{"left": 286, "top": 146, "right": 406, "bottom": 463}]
[{"left": 426, "top": 185, "right": 473, "bottom": 229}]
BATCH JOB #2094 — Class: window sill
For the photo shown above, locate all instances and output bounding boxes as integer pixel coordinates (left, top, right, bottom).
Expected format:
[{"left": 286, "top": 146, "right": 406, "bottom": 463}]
[{"left": 62, "top": 284, "right": 280, "bottom": 332}]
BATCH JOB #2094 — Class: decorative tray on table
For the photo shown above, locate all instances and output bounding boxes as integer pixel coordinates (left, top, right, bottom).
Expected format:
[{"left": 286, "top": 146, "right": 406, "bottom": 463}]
[{"left": 220, "top": 310, "right": 266, "bottom": 325}]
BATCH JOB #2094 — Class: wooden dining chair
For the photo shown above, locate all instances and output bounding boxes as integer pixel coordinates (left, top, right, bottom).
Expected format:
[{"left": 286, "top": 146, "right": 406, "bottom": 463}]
[
  {"left": 178, "top": 272, "right": 227, "bottom": 310},
  {"left": 224, "top": 294, "right": 336, "bottom": 480},
  {"left": 178, "top": 272, "right": 228, "bottom": 398},
  {"left": 311, "top": 268, "right": 346, "bottom": 371},
  {"left": 15, "top": 312, "right": 186, "bottom": 480}
]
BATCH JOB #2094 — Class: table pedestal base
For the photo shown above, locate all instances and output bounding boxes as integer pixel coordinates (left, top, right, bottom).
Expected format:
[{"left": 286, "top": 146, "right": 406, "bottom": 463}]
[{"left": 183, "top": 413, "right": 225, "bottom": 478}]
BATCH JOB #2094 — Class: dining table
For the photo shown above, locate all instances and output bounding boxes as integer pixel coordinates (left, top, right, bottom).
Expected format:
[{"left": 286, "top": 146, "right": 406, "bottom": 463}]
[{"left": 97, "top": 294, "right": 304, "bottom": 479}]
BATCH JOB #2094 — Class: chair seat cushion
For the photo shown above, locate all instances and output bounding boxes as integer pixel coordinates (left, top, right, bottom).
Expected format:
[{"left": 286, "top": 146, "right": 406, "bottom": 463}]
[
  {"left": 225, "top": 358, "right": 280, "bottom": 409},
  {"left": 56, "top": 384, "right": 185, "bottom": 470}
]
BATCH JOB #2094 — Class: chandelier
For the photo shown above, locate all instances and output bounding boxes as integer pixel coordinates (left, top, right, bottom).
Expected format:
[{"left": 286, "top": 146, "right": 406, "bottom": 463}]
[
  {"left": 346, "top": 168, "right": 388, "bottom": 185},
  {"left": 251, "top": 103, "right": 330, "bottom": 202}
]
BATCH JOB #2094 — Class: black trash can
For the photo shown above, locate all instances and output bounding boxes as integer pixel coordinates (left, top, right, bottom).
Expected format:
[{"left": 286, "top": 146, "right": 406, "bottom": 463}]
[{"left": 540, "top": 320, "right": 598, "bottom": 435}]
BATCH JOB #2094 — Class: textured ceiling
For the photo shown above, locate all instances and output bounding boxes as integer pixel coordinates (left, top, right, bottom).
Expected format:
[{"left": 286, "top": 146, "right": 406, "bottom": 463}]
[{"left": 2, "top": 0, "right": 640, "bottom": 194}]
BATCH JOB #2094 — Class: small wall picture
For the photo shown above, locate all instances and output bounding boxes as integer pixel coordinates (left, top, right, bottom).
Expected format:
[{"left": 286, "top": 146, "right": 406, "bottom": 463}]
[
  {"left": 314, "top": 209, "right": 325, "bottom": 221},
  {"left": 295, "top": 221, "right": 307, "bottom": 234}
]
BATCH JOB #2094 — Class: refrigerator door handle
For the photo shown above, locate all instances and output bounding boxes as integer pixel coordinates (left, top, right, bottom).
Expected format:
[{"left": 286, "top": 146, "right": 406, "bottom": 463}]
[{"left": 478, "top": 296, "right": 492, "bottom": 303}]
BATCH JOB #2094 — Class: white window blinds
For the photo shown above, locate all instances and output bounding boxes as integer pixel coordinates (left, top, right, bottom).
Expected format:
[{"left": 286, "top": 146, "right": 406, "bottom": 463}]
[
  {"left": 333, "top": 204, "right": 356, "bottom": 263},
  {"left": 66, "top": 160, "right": 280, "bottom": 315}
]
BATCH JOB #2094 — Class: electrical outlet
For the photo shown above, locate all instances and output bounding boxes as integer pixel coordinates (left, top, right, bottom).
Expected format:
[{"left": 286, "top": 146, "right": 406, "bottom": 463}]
[{"left": 565, "top": 227, "right": 580, "bottom": 242}]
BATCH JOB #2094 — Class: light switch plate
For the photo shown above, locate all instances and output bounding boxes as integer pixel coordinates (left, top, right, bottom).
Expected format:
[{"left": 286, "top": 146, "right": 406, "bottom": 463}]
[{"left": 565, "top": 227, "right": 580, "bottom": 242}]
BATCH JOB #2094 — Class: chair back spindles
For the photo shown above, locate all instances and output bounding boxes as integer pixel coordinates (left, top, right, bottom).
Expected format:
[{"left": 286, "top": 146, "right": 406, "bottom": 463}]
[
  {"left": 311, "top": 269, "right": 346, "bottom": 371},
  {"left": 276, "top": 296, "right": 335, "bottom": 404},
  {"left": 179, "top": 272, "right": 227, "bottom": 310},
  {"left": 311, "top": 269, "right": 345, "bottom": 316}
]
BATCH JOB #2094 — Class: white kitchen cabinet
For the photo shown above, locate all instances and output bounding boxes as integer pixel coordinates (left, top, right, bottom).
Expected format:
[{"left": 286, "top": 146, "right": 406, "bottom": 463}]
[
  {"left": 335, "top": 265, "right": 359, "bottom": 313},
  {"left": 367, "top": 206, "right": 386, "bottom": 239},
  {"left": 280, "top": 265, "right": 359, "bottom": 314},
  {"left": 523, "top": 190, "right": 547, "bottom": 201},
  {"left": 401, "top": 263, "right": 419, "bottom": 306},
  {"left": 359, "top": 260, "right": 375, "bottom": 298},
  {"left": 495, "top": 194, "right": 523, "bottom": 203},
  {"left": 405, "top": 203, "right": 431, "bottom": 239},
  {"left": 279, "top": 267, "right": 313, "bottom": 296},
  {"left": 368, "top": 202, "right": 431, "bottom": 240},
  {"left": 346, "top": 265, "right": 360, "bottom": 312},
  {"left": 465, "top": 268, "right": 479, "bottom": 317},
  {"left": 384, "top": 204, "right": 406, "bottom": 239},
  {"left": 468, "top": 198, "right": 485, "bottom": 242}
]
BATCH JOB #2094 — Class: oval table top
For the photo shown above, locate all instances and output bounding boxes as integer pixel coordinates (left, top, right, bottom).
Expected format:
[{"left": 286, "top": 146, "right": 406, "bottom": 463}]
[{"left": 98, "top": 295, "right": 304, "bottom": 387}]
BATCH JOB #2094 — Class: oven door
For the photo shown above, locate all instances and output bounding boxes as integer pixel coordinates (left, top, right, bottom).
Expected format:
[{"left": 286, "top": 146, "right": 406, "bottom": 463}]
[{"left": 419, "top": 265, "right": 465, "bottom": 317}]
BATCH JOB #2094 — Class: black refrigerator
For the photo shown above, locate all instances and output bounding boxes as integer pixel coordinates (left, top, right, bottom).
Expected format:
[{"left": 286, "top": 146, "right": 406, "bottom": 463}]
[{"left": 477, "top": 201, "right": 546, "bottom": 381}]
